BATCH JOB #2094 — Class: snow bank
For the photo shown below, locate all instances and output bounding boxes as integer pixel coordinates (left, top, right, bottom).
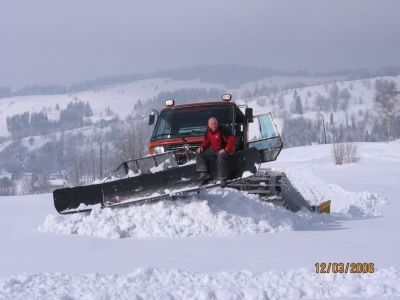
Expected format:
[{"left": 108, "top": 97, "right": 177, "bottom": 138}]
[
  {"left": 284, "top": 168, "right": 387, "bottom": 216},
  {"left": 39, "top": 188, "right": 313, "bottom": 239},
  {"left": 38, "top": 182, "right": 384, "bottom": 239},
  {"left": 1, "top": 267, "right": 399, "bottom": 300}
]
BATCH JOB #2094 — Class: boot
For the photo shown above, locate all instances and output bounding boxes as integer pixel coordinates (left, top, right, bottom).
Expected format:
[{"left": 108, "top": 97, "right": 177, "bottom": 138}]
[
  {"left": 220, "top": 178, "right": 227, "bottom": 188},
  {"left": 198, "top": 172, "right": 210, "bottom": 181}
]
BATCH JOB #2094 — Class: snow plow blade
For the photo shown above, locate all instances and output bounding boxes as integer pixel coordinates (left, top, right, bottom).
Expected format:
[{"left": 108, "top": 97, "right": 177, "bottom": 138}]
[
  {"left": 53, "top": 164, "right": 202, "bottom": 214},
  {"left": 53, "top": 148, "right": 261, "bottom": 214}
]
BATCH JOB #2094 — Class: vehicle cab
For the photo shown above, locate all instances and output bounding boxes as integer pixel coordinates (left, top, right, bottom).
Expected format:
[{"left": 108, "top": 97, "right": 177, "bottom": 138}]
[
  {"left": 148, "top": 94, "right": 253, "bottom": 161},
  {"left": 148, "top": 94, "right": 282, "bottom": 165}
]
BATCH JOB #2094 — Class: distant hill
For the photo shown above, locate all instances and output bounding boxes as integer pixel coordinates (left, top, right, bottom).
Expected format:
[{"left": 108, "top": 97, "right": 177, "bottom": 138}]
[{"left": 2, "top": 64, "right": 399, "bottom": 99}]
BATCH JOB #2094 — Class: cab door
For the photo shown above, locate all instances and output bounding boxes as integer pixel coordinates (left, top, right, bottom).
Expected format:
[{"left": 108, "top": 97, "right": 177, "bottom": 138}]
[{"left": 247, "top": 113, "right": 283, "bottom": 162}]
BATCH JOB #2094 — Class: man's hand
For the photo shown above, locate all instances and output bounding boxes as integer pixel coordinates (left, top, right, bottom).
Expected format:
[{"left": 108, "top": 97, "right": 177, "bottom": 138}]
[
  {"left": 197, "top": 147, "right": 203, "bottom": 153},
  {"left": 218, "top": 149, "right": 225, "bottom": 154}
]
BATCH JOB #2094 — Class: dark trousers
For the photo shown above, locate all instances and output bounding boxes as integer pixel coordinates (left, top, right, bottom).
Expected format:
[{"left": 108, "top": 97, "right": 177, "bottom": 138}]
[{"left": 195, "top": 148, "right": 230, "bottom": 179}]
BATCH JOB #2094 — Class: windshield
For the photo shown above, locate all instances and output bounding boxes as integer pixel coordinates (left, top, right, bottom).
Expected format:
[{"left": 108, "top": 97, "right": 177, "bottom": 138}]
[{"left": 152, "top": 105, "right": 233, "bottom": 140}]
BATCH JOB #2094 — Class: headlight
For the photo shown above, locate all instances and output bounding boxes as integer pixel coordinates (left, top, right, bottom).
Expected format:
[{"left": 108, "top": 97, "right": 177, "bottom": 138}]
[{"left": 154, "top": 146, "right": 165, "bottom": 154}]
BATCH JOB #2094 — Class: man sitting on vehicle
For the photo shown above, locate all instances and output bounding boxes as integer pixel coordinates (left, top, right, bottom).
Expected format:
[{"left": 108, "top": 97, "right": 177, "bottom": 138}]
[{"left": 196, "top": 117, "right": 236, "bottom": 187}]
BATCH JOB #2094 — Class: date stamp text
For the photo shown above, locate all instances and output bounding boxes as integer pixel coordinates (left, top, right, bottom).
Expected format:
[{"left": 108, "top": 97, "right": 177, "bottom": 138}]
[{"left": 315, "top": 262, "right": 374, "bottom": 274}]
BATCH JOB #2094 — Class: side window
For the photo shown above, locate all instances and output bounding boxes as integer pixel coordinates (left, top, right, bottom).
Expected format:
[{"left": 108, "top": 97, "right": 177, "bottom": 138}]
[
  {"left": 258, "top": 114, "right": 278, "bottom": 138},
  {"left": 248, "top": 114, "right": 278, "bottom": 141},
  {"left": 154, "top": 118, "right": 170, "bottom": 137},
  {"left": 247, "top": 113, "right": 282, "bottom": 162}
]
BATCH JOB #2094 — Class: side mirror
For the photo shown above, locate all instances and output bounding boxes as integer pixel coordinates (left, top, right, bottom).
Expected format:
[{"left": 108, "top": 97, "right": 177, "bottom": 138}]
[
  {"left": 245, "top": 108, "right": 253, "bottom": 123},
  {"left": 149, "top": 112, "right": 155, "bottom": 125}
]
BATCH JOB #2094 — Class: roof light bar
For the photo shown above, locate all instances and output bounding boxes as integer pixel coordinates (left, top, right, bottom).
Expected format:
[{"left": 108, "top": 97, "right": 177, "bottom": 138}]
[
  {"left": 165, "top": 99, "right": 175, "bottom": 106},
  {"left": 222, "top": 94, "right": 232, "bottom": 101}
]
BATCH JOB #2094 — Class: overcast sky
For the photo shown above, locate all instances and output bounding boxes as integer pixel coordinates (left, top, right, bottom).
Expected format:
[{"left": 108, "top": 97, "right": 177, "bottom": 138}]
[{"left": 1, "top": 0, "right": 400, "bottom": 88}]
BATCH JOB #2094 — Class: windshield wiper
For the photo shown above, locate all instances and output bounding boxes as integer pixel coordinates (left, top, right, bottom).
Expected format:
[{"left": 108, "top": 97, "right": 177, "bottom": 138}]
[
  {"left": 152, "top": 133, "right": 183, "bottom": 139},
  {"left": 187, "top": 130, "right": 205, "bottom": 135},
  {"left": 153, "top": 130, "right": 205, "bottom": 139}
]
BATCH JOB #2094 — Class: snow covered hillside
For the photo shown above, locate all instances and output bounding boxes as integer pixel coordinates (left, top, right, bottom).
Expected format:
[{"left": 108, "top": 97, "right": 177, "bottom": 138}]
[
  {"left": 0, "top": 141, "right": 399, "bottom": 299},
  {"left": 0, "top": 74, "right": 351, "bottom": 137},
  {"left": 1, "top": 74, "right": 398, "bottom": 153},
  {"left": 0, "top": 78, "right": 223, "bottom": 136},
  {"left": 243, "top": 75, "right": 400, "bottom": 133}
]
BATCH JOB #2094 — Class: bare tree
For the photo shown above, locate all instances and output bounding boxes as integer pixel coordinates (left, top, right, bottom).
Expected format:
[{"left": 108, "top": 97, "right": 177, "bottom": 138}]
[
  {"left": 333, "top": 142, "right": 360, "bottom": 165},
  {"left": 0, "top": 177, "right": 14, "bottom": 196},
  {"left": 67, "top": 152, "right": 84, "bottom": 185},
  {"left": 93, "top": 128, "right": 105, "bottom": 178},
  {"left": 374, "top": 79, "right": 399, "bottom": 141},
  {"left": 112, "top": 120, "right": 150, "bottom": 165},
  {"left": 329, "top": 84, "right": 339, "bottom": 112},
  {"left": 20, "top": 177, "right": 32, "bottom": 195},
  {"left": 86, "top": 137, "right": 97, "bottom": 181},
  {"left": 30, "top": 172, "right": 50, "bottom": 194}
]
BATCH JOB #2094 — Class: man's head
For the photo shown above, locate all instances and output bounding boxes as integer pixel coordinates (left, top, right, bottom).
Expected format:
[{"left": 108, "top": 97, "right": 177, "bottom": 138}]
[{"left": 208, "top": 117, "right": 219, "bottom": 132}]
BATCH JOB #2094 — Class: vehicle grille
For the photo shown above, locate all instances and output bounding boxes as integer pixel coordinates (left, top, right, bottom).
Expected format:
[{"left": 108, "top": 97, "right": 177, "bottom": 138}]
[{"left": 164, "top": 142, "right": 201, "bottom": 152}]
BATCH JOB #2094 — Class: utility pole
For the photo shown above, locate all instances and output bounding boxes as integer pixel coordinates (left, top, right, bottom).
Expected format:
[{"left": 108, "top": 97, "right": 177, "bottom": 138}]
[{"left": 319, "top": 113, "right": 327, "bottom": 144}]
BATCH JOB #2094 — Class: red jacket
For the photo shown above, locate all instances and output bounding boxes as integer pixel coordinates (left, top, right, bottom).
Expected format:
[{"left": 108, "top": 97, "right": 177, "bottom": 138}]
[{"left": 200, "top": 126, "right": 236, "bottom": 153}]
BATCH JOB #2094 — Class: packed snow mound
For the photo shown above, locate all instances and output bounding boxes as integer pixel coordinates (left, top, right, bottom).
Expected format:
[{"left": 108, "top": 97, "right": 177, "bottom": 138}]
[
  {"left": 1, "top": 267, "right": 399, "bottom": 300},
  {"left": 38, "top": 188, "right": 323, "bottom": 239},
  {"left": 38, "top": 183, "right": 383, "bottom": 239}
]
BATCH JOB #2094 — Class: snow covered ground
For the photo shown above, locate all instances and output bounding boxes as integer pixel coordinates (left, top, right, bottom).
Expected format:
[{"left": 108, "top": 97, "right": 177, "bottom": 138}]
[
  {"left": 0, "top": 141, "right": 400, "bottom": 299},
  {"left": 2, "top": 268, "right": 398, "bottom": 300}
]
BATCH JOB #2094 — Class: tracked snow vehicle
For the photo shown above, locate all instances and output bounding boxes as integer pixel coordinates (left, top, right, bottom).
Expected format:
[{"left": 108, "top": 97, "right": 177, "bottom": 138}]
[{"left": 53, "top": 94, "right": 330, "bottom": 214}]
